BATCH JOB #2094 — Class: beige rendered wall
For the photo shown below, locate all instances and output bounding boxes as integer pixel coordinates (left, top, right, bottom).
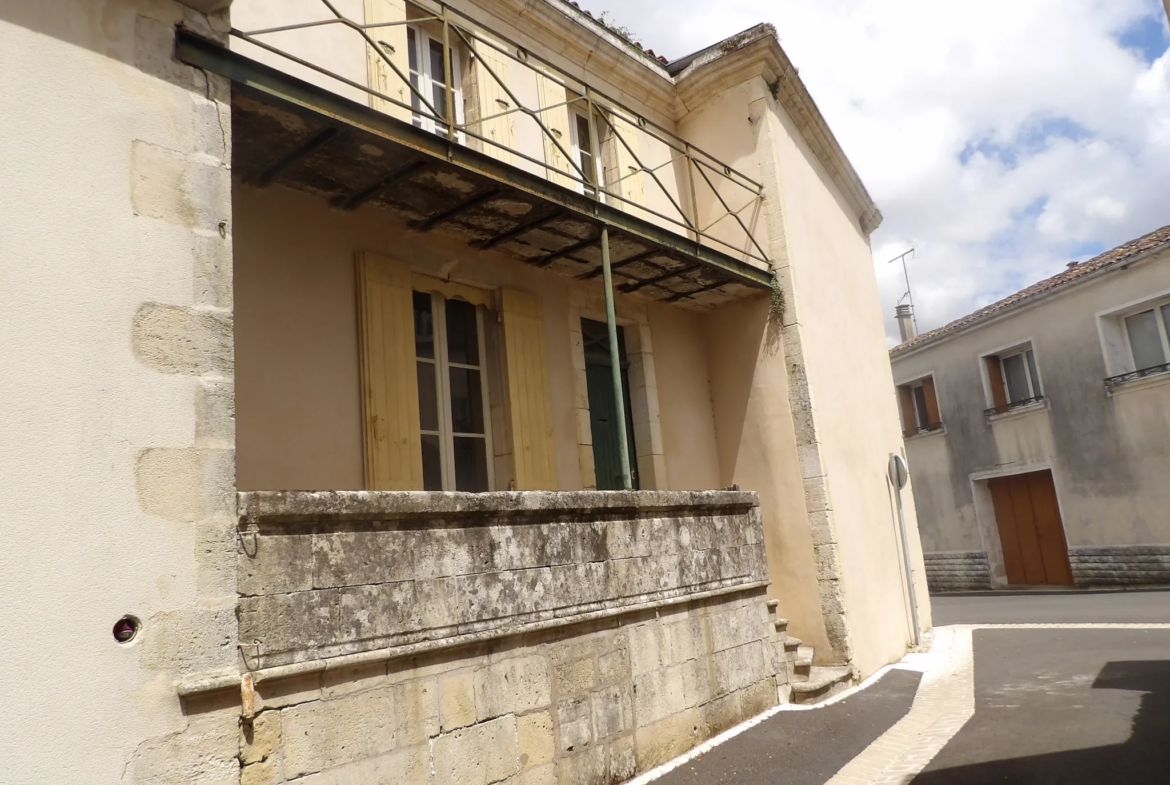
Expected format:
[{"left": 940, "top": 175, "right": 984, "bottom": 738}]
[
  {"left": 234, "top": 183, "right": 724, "bottom": 495},
  {"left": 678, "top": 71, "right": 929, "bottom": 677},
  {"left": 766, "top": 86, "right": 929, "bottom": 677},
  {"left": 894, "top": 251, "right": 1170, "bottom": 558},
  {"left": 0, "top": 3, "right": 238, "bottom": 783}
]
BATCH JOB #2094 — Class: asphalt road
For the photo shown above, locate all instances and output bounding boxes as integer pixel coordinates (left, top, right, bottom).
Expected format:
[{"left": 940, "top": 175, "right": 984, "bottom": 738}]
[
  {"left": 646, "top": 592, "right": 1170, "bottom": 785},
  {"left": 914, "top": 628, "right": 1170, "bottom": 784},
  {"left": 652, "top": 669, "right": 922, "bottom": 785},
  {"left": 931, "top": 588, "right": 1170, "bottom": 626}
]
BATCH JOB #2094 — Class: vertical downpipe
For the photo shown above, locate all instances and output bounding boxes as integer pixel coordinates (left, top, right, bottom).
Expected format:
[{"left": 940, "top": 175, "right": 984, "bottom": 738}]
[{"left": 601, "top": 228, "right": 633, "bottom": 490}]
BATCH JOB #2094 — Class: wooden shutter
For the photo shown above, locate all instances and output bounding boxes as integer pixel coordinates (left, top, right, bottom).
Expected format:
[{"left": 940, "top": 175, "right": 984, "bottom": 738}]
[
  {"left": 364, "top": 0, "right": 411, "bottom": 123},
  {"left": 467, "top": 35, "right": 515, "bottom": 164},
  {"left": 356, "top": 252, "right": 424, "bottom": 490},
  {"left": 897, "top": 386, "right": 917, "bottom": 435},
  {"left": 500, "top": 289, "right": 558, "bottom": 490},
  {"left": 921, "top": 377, "right": 941, "bottom": 426},
  {"left": 985, "top": 356, "right": 1008, "bottom": 408},
  {"left": 536, "top": 74, "right": 576, "bottom": 189},
  {"left": 603, "top": 112, "right": 645, "bottom": 209}
]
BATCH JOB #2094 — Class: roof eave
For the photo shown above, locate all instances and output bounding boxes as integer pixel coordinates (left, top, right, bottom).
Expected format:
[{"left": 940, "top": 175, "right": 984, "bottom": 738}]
[{"left": 671, "top": 26, "right": 883, "bottom": 236}]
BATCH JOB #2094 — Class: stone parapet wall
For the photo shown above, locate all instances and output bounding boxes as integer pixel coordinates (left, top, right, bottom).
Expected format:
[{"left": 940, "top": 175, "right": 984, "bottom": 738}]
[
  {"left": 237, "top": 490, "right": 769, "bottom": 670},
  {"left": 1070, "top": 545, "right": 1170, "bottom": 587},
  {"left": 239, "top": 589, "right": 788, "bottom": 785},
  {"left": 923, "top": 551, "right": 992, "bottom": 593}
]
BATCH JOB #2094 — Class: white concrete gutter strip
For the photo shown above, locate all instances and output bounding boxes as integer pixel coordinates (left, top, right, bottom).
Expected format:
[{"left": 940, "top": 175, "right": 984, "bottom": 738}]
[
  {"left": 177, "top": 580, "right": 771, "bottom": 697},
  {"left": 623, "top": 648, "right": 938, "bottom": 785}
]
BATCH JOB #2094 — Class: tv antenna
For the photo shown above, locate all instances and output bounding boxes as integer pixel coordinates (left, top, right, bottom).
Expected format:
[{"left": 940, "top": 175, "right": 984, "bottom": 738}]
[{"left": 886, "top": 247, "right": 917, "bottom": 332}]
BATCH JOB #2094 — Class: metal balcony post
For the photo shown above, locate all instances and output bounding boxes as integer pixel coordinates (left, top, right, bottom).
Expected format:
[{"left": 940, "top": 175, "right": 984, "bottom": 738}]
[
  {"left": 441, "top": 7, "right": 455, "bottom": 142},
  {"left": 601, "top": 228, "right": 633, "bottom": 490}
]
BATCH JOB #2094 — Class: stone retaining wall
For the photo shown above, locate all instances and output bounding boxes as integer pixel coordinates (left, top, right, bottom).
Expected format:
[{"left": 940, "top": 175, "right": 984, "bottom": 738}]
[
  {"left": 234, "top": 490, "right": 789, "bottom": 784},
  {"left": 1069, "top": 545, "right": 1170, "bottom": 587},
  {"left": 923, "top": 551, "right": 992, "bottom": 593}
]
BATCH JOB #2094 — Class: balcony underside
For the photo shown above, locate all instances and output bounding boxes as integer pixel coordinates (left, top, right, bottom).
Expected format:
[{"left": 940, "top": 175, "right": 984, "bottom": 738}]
[{"left": 178, "top": 32, "right": 773, "bottom": 309}]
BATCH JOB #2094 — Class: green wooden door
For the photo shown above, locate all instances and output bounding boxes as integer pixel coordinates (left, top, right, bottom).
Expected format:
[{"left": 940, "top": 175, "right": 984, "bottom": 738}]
[{"left": 582, "top": 319, "right": 638, "bottom": 490}]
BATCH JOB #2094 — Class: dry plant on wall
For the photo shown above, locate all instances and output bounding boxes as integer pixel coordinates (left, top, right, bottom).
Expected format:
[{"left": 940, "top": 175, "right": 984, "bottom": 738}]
[{"left": 764, "top": 273, "right": 786, "bottom": 357}]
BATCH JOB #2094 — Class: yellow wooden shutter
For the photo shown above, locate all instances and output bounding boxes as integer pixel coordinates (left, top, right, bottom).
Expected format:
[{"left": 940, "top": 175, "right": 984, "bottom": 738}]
[
  {"left": 356, "top": 252, "right": 424, "bottom": 490},
  {"left": 468, "top": 36, "right": 516, "bottom": 164},
  {"left": 365, "top": 0, "right": 411, "bottom": 124},
  {"left": 536, "top": 75, "right": 576, "bottom": 190},
  {"left": 500, "top": 289, "right": 558, "bottom": 490},
  {"left": 604, "top": 112, "right": 645, "bottom": 210}
]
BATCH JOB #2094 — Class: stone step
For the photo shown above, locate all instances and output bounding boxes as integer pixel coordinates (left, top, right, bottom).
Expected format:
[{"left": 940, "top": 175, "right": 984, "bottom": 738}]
[
  {"left": 783, "top": 636, "right": 802, "bottom": 651},
  {"left": 774, "top": 618, "right": 789, "bottom": 633},
  {"left": 766, "top": 599, "right": 780, "bottom": 611},
  {"left": 790, "top": 666, "right": 853, "bottom": 705},
  {"left": 797, "top": 645, "right": 814, "bottom": 662}
]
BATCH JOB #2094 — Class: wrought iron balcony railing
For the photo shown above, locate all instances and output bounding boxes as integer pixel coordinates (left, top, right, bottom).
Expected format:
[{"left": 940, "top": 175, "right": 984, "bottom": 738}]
[
  {"left": 1105, "top": 362, "right": 1170, "bottom": 390},
  {"left": 984, "top": 396, "right": 1045, "bottom": 417},
  {"left": 230, "top": 0, "right": 770, "bottom": 267}
]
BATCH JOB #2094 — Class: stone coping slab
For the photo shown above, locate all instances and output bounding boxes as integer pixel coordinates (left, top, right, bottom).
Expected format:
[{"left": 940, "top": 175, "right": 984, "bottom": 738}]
[{"left": 238, "top": 489, "right": 760, "bottom": 524}]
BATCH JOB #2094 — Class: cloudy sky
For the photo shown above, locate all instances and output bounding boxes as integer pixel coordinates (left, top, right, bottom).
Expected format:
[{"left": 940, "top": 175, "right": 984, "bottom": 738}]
[{"left": 582, "top": 0, "right": 1170, "bottom": 343}]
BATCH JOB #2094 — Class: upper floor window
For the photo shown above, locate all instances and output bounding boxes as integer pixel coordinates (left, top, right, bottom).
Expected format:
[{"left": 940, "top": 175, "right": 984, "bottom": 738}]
[
  {"left": 569, "top": 106, "right": 606, "bottom": 199},
  {"left": 413, "top": 291, "right": 492, "bottom": 492},
  {"left": 983, "top": 344, "right": 1043, "bottom": 414},
  {"left": 407, "top": 25, "right": 464, "bottom": 137},
  {"left": 1123, "top": 301, "right": 1170, "bottom": 372},
  {"left": 897, "top": 376, "right": 942, "bottom": 437}
]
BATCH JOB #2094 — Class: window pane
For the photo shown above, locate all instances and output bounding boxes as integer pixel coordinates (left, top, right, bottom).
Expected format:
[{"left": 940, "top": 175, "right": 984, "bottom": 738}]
[
  {"left": 576, "top": 114, "right": 594, "bottom": 185},
  {"left": 449, "top": 367, "right": 485, "bottom": 434},
  {"left": 429, "top": 39, "right": 448, "bottom": 120},
  {"left": 453, "top": 436, "right": 489, "bottom": 492},
  {"left": 408, "top": 28, "right": 422, "bottom": 118},
  {"left": 413, "top": 291, "right": 435, "bottom": 359},
  {"left": 912, "top": 385, "right": 930, "bottom": 428},
  {"left": 1002, "top": 353, "right": 1031, "bottom": 404},
  {"left": 417, "top": 361, "right": 439, "bottom": 432},
  {"left": 1025, "top": 350, "right": 1041, "bottom": 396},
  {"left": 1126, "top": 310, "right": 1166, "bottom": 371},
  {"left": 421, "top": 434, "right": 443, "bottom": 491},
  {"left": 445, "top": 299, "right": 480, "bottom": 366}
]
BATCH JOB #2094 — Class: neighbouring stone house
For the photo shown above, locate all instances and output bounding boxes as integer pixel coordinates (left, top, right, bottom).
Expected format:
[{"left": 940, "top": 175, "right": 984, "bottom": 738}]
[
  {"left": 0, "top": 1, "right": 929, "bottom": 783},
  {"left": 891, "top": 226, "right": 1170, "bottom": 593}
]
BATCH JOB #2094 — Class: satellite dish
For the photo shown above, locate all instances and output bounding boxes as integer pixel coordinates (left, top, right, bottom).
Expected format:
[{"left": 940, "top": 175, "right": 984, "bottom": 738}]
[{"left": 888, "top": 453, "right": 909, "bottom": 491}]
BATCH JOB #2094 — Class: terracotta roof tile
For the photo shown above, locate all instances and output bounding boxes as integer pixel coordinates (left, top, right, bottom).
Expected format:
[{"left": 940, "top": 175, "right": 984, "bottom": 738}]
[
  {"left": 565, "top": 2, "right": 670, "bottom": 63},
  {"left": 890, "top": 224, "right": 1170, "bottom": 357}
]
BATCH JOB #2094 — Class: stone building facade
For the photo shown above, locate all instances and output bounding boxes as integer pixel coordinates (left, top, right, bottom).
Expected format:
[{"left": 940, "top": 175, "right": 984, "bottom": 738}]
[
  {"left": 1, "top": 1, "right": 927, "bottom": 782},
  {"left": 891, "top": 227, "right": 1170, "bottom": 592}
]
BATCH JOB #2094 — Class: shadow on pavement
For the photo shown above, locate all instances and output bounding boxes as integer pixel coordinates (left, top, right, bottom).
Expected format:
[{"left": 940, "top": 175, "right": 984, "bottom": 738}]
[{"left": 913, "top": 660, "right": 1170, "bottom": 784}]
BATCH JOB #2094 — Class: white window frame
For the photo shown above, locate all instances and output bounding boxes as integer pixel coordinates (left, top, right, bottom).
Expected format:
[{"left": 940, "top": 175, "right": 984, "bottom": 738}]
[
  {"left": 1121, "top": 298, "right": 1170, "bottom": 372},
  {"left": 999, "top": 347, "right": 1041, "bottom": 404},
  {"left": 407, "top": 24, "right": 465, "bottom": 140},
  {"left": 416, "top": 292, "right": 494, "bottom": 492},
  {"left": 1095, "top": 287, "right": 1170, "bottom": 378},
  {"left": 568, "top": 105, "right": 605, "bottom": 200}
]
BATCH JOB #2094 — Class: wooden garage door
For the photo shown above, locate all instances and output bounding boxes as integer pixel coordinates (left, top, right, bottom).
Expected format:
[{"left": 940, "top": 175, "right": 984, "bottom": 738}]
[{"left": 989, "top": 470, "right": 1073, "bottom": 586}]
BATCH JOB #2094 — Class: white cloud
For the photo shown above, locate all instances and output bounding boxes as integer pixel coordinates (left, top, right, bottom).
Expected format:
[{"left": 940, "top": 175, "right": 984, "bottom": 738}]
[{"left": 579, "top": 0, "right": 1170, "bottom": 341}]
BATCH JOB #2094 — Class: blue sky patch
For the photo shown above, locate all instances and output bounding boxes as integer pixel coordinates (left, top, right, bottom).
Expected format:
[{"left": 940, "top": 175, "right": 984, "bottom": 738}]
[
  {"left": 959, "top": 117, "right": 1092, "bottom": 169},
  {"left": 1117, "top": 14, "right": 1170, "bottom": 64}
]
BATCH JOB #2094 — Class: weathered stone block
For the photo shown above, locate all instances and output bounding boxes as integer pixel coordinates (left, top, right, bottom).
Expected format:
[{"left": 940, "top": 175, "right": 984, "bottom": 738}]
[
  {"left": 712, "top": 640, "right": 768, "bottom": 696},
  {"left": 431, "top": 714, "right": 520, "bottom": 785},
  {"left": 281, "top": 680, "right": 437, "bottom": 778},
  {"left": 239, "top": 590, "right": 338, "bottom": 666},
  {"left": 628, "top": 623, "right": 669, "bottom": 677},
  {"left": 133, "top": 302, "right": 233, "bottom": 376},
  {"left": 240, "top": 757, "right": 280, "bottom": 785},
  {"left": 314, "top": 528, "right": 415, "bottom": 589},
  {"left": 591, "top": 685, "right": 630, "bottom": 739},
  {"left": 131, "top": 140, "right": 230, "bottom": 231},
  {"left": 634, "top": 709, "right": 706, "bottom": 770},
  {"left": 632, "top": 667, "right": 687, "bottom": 728},
  {"left": 680, "top": 657, "right": 713, "bottom": 708},
  {"left": 610, "top": 734, "right": 638, "bottom": 781},
  {"left": 598, "top": 646, "right": 631, "bottom": 686},
  {"left": 555, "top": 657, "right": 597, "bottom": 696},
  {"left": 555, "top": 746, "right": 607, "bottom": 785},
  {"left": 238, "top": 531, "right": 313, "bottom": 597},
  {"left": 440, "top": 671, "right": 477, "bottom": 732},
  {"left": 290, "top": 744, "right": 429, "bottom": 785},
  {"left": 557, "top": 695, "right": 594, "bottom": 752},
  {"left": 518, "top": 710, "right": 555, "bottom": 770},
  {"left": 667, "top": 617, "right": 706, "bottom": 663},
  {"left": 474, "top": 656, "right": 551, "bottom": 721},
  {"left": 240, "top": 710, "right": 282, "bottom": 765}
]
